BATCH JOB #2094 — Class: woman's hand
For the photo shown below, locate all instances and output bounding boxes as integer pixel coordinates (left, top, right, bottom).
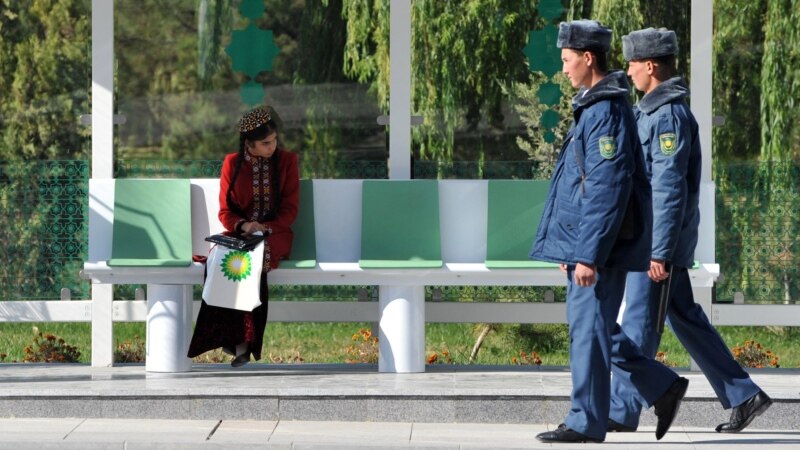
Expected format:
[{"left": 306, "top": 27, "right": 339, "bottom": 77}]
[{"left": 240, "top": 221, "right": 266, "bottom": 235}]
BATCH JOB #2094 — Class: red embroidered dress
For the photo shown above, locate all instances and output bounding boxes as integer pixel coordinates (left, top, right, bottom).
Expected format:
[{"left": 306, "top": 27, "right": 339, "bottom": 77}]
[{"left": 188, "top": 148, "right": 299, "bottom": 360}]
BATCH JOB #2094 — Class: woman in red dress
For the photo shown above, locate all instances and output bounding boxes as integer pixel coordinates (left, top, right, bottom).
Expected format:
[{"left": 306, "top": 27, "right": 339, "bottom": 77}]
[{"left": 188, "top": 106, "right": 299, "bottom": 367}]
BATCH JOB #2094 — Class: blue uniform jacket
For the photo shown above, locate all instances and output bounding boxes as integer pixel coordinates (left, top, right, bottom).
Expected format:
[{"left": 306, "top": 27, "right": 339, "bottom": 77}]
[
  {"left": 530, "top": 71, "right": 652, "bottom": 271},
  {"left": 634, "top": 77, "right": 701, "bottom": 268}
]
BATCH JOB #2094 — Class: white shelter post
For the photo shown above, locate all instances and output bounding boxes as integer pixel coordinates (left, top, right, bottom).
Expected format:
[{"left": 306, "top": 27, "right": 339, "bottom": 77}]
[
  {"left": 380, "top": 0, "right": 424, "bottom": 373},
  {"left": 90, "top": 0, "right": 114, "bottom": 368},
  {"left": 691, "top": 0, "right": 714, "bottom": 372}
]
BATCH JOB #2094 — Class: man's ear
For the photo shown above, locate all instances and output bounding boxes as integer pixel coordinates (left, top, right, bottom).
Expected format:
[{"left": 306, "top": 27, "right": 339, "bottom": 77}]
[
  {"left": 646, "top": 60, "right": 656, "bottom": 75},
  {"left": 584, "top": 50, "right": 594, "bottom": 67}
]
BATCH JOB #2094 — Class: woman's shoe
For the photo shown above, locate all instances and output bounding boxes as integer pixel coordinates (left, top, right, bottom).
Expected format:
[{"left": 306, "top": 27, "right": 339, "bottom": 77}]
[{"left": 231, "top": 352, "right": 250, "bottom": 367}]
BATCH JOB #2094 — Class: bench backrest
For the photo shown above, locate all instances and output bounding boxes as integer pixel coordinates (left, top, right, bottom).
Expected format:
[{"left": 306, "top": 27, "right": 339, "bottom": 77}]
[
  {"left": 359, "top": 180, "right": 442, "bottom": 268},
  {"left": 486, "top": 180, "right": 553, "bottom": 268},
  {"left": 88, "top": 179, "right": 547, "bottom": 267},
  {"left": 282, "top": 179, "right": 317, "bottom": 268}
]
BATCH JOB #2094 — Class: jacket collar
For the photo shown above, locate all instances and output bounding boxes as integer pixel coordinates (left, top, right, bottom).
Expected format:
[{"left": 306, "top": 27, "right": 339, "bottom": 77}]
[
  {"left": 573, "top": 71, "right": 631, "bottom": 110},
  {"left": 637, "top": 77, "right": 689, "bottom": 114}
]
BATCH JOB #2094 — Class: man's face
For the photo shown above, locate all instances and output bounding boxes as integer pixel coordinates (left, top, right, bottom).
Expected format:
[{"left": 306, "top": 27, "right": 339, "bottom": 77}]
[
  {"left": 561, "top": 49, "right": 591, "bottom": 89},
  {"left": 627, "top": 60, "right": 653, "bottom": 93}
]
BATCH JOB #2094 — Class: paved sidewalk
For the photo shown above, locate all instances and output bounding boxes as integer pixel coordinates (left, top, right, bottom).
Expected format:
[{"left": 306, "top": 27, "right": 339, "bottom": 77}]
[
  {"left": 0, "top": 418, "right": 799, "bottom": 449},
  {"left": 1, "top": 363, "right": 797, "bottom": 448}
]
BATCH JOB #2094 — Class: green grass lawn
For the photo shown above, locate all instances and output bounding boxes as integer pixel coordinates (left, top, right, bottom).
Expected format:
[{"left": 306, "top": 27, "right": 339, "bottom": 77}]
[{"left": 1, "top": 321, "right": 797, "bottom": 368}]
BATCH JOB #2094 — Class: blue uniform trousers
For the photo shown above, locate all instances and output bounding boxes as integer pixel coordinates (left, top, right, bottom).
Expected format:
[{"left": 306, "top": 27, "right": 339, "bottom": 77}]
[
  {"left": 610, "top": 268, "right": 762, "bottom": 428},
  {"left": 564, "top": 267, "right": 679, "bottom": 440}
]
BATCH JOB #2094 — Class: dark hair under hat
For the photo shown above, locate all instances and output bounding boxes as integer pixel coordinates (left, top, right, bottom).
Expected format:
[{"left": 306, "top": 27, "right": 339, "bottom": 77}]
[
  {"left": 622, "top": 28, "right": 678, "bottom": 61},
  {"left": 557, "top": 20, "right": 612, "bottom": 53}
]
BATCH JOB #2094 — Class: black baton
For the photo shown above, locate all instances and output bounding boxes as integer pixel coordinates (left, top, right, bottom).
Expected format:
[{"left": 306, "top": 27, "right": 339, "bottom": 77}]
[{"left": 656, "top": 263, "right": 674, "bottom": 335}]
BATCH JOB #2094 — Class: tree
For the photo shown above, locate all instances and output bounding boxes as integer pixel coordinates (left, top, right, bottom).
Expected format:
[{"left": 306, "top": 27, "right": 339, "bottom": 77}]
[
  {"left": 0, "top": 0, "right": 91, "bottom": 299},
  {"left": 0, "top": 0, "right": 90, "bottom": 161},
  {"left": 342, "top": 1, "right": 536, "bottom": 166},
  {"left": 590, "top": 0, "right": 643, "bottom": 71}
]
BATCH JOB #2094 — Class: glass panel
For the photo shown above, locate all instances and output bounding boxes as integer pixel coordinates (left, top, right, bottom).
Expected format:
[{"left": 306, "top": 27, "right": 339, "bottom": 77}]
[
  {"left": 409, "top": 1, "right": 690, "bottom": 180},
  {"left": 410, "top": 1, "right": 693, "bottom": 303},
  {"left": 114, "top": 0, "right": 387, "bottom": 179},
  {"left": 0, "top": 2, "right": 91, "bottom": 300},
  {"left": 713, "top": 1, "right": 800, "bottom": 304}
]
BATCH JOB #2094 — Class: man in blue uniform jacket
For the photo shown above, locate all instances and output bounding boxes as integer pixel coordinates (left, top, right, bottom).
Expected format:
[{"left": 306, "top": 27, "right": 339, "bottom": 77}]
[
  {"left": 608, "top": 27, "right": 772, "bottom": 435},
  {"left": 531, "top": 20, "right": 689, "bottom": 444}
]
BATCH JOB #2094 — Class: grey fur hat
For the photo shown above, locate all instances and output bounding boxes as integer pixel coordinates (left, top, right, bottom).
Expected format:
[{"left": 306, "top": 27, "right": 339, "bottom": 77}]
[
  {"left": 557, "top": 20, "right": 612, "bottom": 52},
  {"left": 622, "top": 28, "right": 678, "bottom": 61}
]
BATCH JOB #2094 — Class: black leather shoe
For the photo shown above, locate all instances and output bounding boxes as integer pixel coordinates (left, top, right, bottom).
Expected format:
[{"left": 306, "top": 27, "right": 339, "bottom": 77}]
[
  {"left": 653, "top": 377, "right": 689, "bottom": 440},
  {"left": 536, "top": 423, "right": 603, "bottom": 443},
  {"left": 608, "top": 419, "right": 637, "bottom": 432},
  {"left": 716, "top": 390, "right": 772, "bottom": 433},
  {"left": 231, "top": 352, "right": 250, "bottom": 368}
]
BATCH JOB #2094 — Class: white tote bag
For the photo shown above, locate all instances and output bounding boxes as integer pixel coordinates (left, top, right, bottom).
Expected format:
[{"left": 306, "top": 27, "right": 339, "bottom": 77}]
[{"left": 202, "top": 239, "right": 264, "bottom": 311}]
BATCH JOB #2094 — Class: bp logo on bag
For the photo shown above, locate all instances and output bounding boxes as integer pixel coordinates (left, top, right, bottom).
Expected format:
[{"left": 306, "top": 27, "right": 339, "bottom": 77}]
[
  {"left": 203, "top": 242, "right": 264, "bottom": 311},
  {"left": 221, "top": 250, "right": 253, "bottom": 281}
]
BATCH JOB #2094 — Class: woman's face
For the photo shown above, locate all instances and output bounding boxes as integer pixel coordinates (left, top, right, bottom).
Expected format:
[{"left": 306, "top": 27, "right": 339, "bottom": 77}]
[{"left": 246, "top": 132, "right": 278, "bottom": 158}]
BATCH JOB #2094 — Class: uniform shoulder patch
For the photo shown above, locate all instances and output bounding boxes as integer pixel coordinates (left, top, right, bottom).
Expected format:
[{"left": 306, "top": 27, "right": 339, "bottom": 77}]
[
  {"left": 598, "top": 136, "right": 617, "bottom": 159},
  {"left": 659, "top": 133, "right": 677, "bottom": 156}
]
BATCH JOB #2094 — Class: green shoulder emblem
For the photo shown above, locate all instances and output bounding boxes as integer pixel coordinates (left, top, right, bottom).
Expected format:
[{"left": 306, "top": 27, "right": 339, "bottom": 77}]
[
  {"left": 659, "top": 133, "right": 677, "bottom": 156},
  {"left": 598, "top": 136, "right": 617, "bottom": 159}
]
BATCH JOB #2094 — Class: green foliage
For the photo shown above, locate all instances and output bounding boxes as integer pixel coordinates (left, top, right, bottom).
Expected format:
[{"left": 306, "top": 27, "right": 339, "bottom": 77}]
[
  {"left": 0, "top": 0, "right": 90, "bottom": 161},
  {"left": 759, "top": 0, "right": 800, "bottom": 162},
  {"left": 714, "top": 1, "right": 800, "bottom": 302},
  {"left": 506, "top": 71, "right": 573, "bottom": 170},
  {"left": 639, "top": 0, "right": 690, "bottom": 76},
  {"left": 712, "top": 0, "right": 766, "bottom": 161},
  {"left": 300, "top": 100, "right": 343, "bottom": 178},
  {"left": 590, "top": 0, "right": 643, "bottom": 70},
  {"left": 342, "top": 0, "right": 390, "bottom": 108},
  {"left": 197, "top": 0, "right": 234, "bottom": 89},
  {"left": 411, "top": 1, "right": 536, "bottom": 162},
  {"left": 342, "top": 1, "right": 537, "bottom": 164}
]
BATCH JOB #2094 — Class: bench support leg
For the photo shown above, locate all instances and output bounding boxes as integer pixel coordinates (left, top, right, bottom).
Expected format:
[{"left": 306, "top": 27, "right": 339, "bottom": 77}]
[
  {"left": 378, "top": 285, "right": 425, "bottom": 373},
  {"left": 91, "top": 284, "right": 114, "bottom": 367},
  {"left": 145, "top": 284, "right": 193, "bottom": 373}
]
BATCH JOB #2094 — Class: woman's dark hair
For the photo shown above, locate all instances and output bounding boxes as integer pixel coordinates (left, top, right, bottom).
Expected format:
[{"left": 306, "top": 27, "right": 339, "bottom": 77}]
[{"left": 225, "top": 118, "right": 282, "bottom": 223}]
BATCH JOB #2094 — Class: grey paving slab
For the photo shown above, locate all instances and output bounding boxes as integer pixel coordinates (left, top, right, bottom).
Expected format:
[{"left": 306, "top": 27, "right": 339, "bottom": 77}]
[
  {"left": 64, "top": 418, "right": 217, "bottom": 443},
  {"left": 411, "top": 422, "right": 544, "bottom": 448},
  {"left": 206, "top": 419, "right": 278, "bottom": 447},
  {"left": 268, "top": 420, "right": 413, "bottom": 445},
  {"left": 0, "top": 418, "right": 84, "bottom": 442}
]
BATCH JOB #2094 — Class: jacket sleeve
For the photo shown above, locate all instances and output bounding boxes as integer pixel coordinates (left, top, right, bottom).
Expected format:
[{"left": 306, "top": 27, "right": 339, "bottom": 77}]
[
  {"left": 650, "top": 111, "right": 689, "bottom": 261},
  {"left": 573, "top": 109, "right": 634, "bottom": 266},
  {"left": 218, "top": 153, "right": 245, "bottom": 232},
  {"left": 264, "top": 150, "right": 299, "bottom": 234}
]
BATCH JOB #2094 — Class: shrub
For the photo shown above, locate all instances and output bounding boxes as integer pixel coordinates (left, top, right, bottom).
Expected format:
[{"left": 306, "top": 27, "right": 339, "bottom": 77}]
[
  {"left": 656, "top": 351, "right": 679, "bottom": 368},
  {"left": 732, "top": 340, "right": 780, "bottom": 368},
  {"left": 268, "top": 350, "right": 305, "bottom": 363},
  {"left": 23, "top": 328, "right": 81, "bottom": 363},
  {"left": 344, "top": 328, "right": 378, "bottom": 364},
  {"left": 512, "top": 350, "right": 542, "bottom": 366},
  {"left": 426, "top": 349, "right": 453, "bottom": 365},
  {"left": 114, "top": 336, "right": 145, "bottom": 363}
]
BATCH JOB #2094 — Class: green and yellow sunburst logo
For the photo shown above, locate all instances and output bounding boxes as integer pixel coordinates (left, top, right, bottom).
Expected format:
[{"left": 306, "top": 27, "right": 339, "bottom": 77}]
[{"left": 220, "top": 250, "right": 252, "bottom": 282}]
